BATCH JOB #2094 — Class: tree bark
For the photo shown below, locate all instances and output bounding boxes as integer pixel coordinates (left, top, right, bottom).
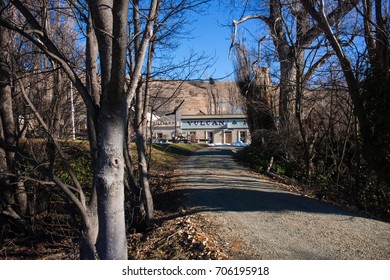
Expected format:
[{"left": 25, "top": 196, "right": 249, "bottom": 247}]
[
  {"left": 135, "top": 80, "right": 154, "bottom": 226},
  {"left": 94, "top": 105, "right": 127, "bottom": 260},
  {"left": 88, "top": 0, "right": 129, "bottom": 260},
  {"left": 79, "top": 205, "right": 98, "bottom": 260},
  {"left": 0, "top": 19, "right": 28, "bottom": 218}
]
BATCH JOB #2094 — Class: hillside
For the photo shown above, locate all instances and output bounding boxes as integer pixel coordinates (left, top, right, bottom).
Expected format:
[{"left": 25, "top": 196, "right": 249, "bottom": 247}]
[{"left": 147, "top": 80, "right": 244, "bottom": 117}]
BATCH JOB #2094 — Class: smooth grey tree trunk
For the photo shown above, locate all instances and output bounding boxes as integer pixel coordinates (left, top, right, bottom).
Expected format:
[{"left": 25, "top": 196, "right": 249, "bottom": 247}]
[
  {"left": 89, "top": 0, "right": 129, "bottom": 260},
  {"left": 95, "top": 109, "right": 128, "bottom": 259}
]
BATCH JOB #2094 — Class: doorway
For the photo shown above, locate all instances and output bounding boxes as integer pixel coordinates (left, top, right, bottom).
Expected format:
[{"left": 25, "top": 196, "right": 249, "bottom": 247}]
[
  {"left": 206, "top": 131, "right": 214, "bottom": 143},
  {"left": 224, "top": 131, "right": 232, "bottom": 144}
]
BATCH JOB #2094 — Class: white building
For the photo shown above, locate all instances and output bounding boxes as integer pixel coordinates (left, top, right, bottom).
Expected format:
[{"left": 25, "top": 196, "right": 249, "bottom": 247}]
[
  {"left": 147, "top": 115, "right": 178, "bottom": 142},
  {"left": 180, "top": 114, "right": 250, "bottom": 144}
]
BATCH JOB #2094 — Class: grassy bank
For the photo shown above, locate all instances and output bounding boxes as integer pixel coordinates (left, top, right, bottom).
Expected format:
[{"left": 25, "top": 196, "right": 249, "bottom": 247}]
[{"left": 0, "top": 141, "right": 207, "bottom": 259}]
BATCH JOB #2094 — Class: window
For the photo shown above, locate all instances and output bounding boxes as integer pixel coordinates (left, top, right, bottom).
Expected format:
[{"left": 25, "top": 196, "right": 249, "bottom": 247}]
[
  {"left": 206, "top": 131, "right": 214, "bottom": 143},
  {"left": 189, "top": 131, "right": 196, "bottom": 142},
  {"left": 239, "top": 131, "right": 247, "bottom": 142}
]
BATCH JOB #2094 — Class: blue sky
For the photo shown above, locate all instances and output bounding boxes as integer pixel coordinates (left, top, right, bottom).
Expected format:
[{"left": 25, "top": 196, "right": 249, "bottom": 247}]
[
  {"left": 153, "top": 1, "right": 263, "bottom": 82},
  {"left": 172, "top": 2, "right": 237, "bottom": 81}
]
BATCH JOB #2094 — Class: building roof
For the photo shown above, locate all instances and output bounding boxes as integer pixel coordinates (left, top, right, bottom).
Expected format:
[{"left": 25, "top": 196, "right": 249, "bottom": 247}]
[{"left": 181, "top": 114, "right": 247, "bottom": 120}]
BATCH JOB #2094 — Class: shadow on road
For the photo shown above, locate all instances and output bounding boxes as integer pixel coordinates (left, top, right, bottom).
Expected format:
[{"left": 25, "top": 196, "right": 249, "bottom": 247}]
[
  {"left": 171, "top": 146, "right": 365, "bottom": 221},
  {"left": 182, "top": 187, "right": 358, "bottom": 216},
  {"left": 162, "top": 146, "right": 390, "bottom": 260}
]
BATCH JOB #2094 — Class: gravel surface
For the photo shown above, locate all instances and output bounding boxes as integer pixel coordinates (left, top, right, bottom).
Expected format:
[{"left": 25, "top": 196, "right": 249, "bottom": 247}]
[{"left": 175, "top": 146, "right": 390, "bottom": 260}]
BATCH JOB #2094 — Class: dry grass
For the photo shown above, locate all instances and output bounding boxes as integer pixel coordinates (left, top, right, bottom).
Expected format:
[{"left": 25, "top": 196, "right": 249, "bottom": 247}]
[
  {"left": 128, "top": 143, "right": 229, "bottom": 260},
  {"left": 1, "top": 141, "right": 229, "bottom": 260}
]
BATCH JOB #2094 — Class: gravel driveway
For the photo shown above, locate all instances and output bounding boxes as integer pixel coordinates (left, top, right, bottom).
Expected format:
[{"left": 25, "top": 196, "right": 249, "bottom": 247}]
[{"left": 176, "top": 146, "right": 390, "bottom": 259}]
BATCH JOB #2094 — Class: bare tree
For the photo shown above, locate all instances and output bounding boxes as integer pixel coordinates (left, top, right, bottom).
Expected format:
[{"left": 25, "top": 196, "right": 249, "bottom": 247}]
[
  {"left": 0, "top": 4, "right": 28, "bottom": 230},
  {"left": 234, "top": 44, "right": 276, "bottom": 144},
  {"left": 301, "top": 0, "right": 390, "bottom": 186},
  {"left": 0, "top": 0, "right": 159, "bottom": 259},
  {"left": 230, "top": 0, "right": 359, "bottom": 129},
  {"left": 128, "top": 0, "right": 211, "bottom": 226}
]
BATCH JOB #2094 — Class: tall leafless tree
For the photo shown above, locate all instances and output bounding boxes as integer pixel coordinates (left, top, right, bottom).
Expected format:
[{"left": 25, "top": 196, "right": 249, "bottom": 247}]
[
  {"left": 230, "top": 0, "right": 360, "bottom": 130},
  {"left": 234, "top": 43, "right": 276, "bottom": 143},
  {"left": 301, "top": 0, "right": 390, "bottom": 186},
  {"left": 129, "top": 0, "right": 211, "bottom": 226},
  {"left": 0, "top": 0, "right": 159, "bottom": 259},
  {"left": 0, "top": 3, "right": 28, "bottom": 230}
]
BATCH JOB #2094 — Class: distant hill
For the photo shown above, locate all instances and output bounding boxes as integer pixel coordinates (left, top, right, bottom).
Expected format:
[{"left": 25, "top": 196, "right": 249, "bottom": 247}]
[{"left": 147, "top": 80, "right": 244, "bottom": 118}]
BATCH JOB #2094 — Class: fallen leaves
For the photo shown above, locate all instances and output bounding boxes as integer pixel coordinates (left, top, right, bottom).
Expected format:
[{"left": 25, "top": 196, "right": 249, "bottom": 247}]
[{"left": 128, "top": 214, "right": 228, "bottom": 260}]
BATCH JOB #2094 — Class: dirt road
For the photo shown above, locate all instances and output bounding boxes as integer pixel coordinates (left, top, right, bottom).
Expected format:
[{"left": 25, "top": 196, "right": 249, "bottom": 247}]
[{"left": 175, "top": 146, "right": 390, "bottom": 259}]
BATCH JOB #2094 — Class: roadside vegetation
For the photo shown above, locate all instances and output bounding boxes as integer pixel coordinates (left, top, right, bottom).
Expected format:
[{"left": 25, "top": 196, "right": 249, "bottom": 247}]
[
  {"left": 231, "top": 1, "right": 389, "bottom": 223},
  {"left": 0, "top": 141, "right": 227, "bottom": 260},
  {"left": 237, "top": 145, "right": 390, "bottom": 222}
]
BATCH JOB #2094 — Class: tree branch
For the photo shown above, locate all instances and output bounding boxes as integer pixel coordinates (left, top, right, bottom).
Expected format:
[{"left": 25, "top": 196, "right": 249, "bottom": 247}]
[
  {"left": 4, "top": 0, "right": 96, "bottom": 117},
  {"left": 17, "top": 76, "right": 87, "bottom": 208},
  {"left": 298, "top": 0, "right": 360, "bottom": 48},
  {"left": 126, "top": 0, "right": 159, "bottom": 106},
  {"left": 303, "top": 50, "right": 335, "bottom": 84},
  {"left": 229, "top": 14, "right": 270, "bottom": 56}
]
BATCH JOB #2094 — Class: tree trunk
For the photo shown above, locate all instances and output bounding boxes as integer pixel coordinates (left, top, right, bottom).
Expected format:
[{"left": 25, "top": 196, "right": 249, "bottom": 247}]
[
  {"left": 89, "top": 0, "right": 129, "bottom": 260},
  {"left": 79, "top": 204, "right": 98, "bottom": 260},
  {"left": 278, "top": 52, "right": 296, "bottom": 128},
  {"left": 301, "top": 0, "right": 390, "bottom": 186},
  {"left": 130, "top": 0, "right": 158, "bottom": 227},
  {"left": 135, "top": 133, "right": 154, "bottom": 226},
  {"left": 50, "top": 68, "right": 67, "bottom": 138},
  {"left": 95, "top": 103, "right": 128, "bottom": 260},
  {"left": 0, "top": 22, "right": 28, "bottom": 218},
  {"left": 123, "top": 126, "right": 143, "bottom": 226},
  {"left": 135, "top": 81, "right": 154, "bottom": 226},
  {"left": 0, "top": 0, "right": 159, "bottom": 259}
]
